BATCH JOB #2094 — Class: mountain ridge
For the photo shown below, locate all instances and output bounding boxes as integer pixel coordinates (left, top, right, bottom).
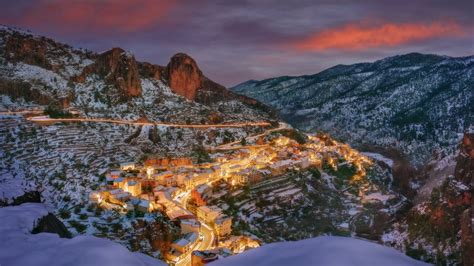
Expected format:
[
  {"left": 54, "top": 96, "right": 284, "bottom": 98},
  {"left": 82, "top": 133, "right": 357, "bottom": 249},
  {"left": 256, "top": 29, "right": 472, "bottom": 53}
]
[
  {"left": 232, "top": 52, "right": 474, "bottom": 165},
  {"left": 0, "top": 25, "right": 276, "bottom": 123}
]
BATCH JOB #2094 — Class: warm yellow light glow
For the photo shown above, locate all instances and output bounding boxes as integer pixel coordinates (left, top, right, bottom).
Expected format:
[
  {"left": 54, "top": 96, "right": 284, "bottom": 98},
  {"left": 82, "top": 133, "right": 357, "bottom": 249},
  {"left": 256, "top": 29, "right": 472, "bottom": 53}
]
[{"left": 146, "top": 167, "right": 153, "bottom": 177}]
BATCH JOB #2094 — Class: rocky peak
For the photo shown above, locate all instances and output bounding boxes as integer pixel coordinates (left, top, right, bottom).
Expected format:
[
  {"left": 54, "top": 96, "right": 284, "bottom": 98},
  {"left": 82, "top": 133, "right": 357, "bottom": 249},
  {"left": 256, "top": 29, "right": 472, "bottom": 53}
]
[
  {"left": 161, "top": 53, "right": 275, "bottom": 116},
  {"left": 164, "top": 53, "right": 203, "bottom": 100},
  {"left": 74, "top": 47, "right": 142, "bottom": 99}
]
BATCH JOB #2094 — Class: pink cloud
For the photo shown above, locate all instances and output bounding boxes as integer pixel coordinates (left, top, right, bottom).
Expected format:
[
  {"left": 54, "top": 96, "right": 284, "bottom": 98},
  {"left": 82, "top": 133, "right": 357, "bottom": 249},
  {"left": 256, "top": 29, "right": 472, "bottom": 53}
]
[{"left": 291, "top": 21, "right": 465, "bottom": 52}]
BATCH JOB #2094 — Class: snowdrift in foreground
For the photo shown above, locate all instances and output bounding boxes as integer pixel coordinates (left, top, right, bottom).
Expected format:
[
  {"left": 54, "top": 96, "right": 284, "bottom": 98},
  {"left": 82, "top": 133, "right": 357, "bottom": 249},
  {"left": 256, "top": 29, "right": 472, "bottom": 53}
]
[
  {"left": 213, "top": 236, "right": 430, "bottom": 266},
  {"left": 0, "top": 203, "right": 166, "bottom": 266}
]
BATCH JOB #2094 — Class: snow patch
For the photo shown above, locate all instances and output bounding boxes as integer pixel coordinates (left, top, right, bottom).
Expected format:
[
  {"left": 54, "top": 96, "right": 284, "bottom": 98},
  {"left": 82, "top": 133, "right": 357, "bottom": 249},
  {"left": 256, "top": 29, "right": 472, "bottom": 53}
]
[
  {"left": 213, "top": 236, "right": 429, "bottom": 266},
  {"left": 0, "top": 203, "right": 166, "bottom": 266},
  {"left": 362, "top": 152, "right": 394, "bottom": 168}
]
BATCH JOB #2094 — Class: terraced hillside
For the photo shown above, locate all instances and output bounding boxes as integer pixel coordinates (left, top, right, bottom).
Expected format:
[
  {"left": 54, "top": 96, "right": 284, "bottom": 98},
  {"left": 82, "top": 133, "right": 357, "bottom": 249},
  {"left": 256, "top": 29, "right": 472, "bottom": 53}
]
[
  {"left": 199, "top": 133, "right": 405, "bottom": 243},
  {"left": 0, "top": 114, "right": 264, "bottom": 204}
]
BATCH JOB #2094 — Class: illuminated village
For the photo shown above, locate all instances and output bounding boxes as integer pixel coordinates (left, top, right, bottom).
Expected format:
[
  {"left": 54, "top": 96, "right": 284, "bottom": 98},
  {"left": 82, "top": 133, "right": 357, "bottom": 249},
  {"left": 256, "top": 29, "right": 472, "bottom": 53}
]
[
  {"left": 0, "top": 1, "right": 471, "bottom": 263},
  {"left": 88, "top": 124, "right": 375, "bottom": 265}
]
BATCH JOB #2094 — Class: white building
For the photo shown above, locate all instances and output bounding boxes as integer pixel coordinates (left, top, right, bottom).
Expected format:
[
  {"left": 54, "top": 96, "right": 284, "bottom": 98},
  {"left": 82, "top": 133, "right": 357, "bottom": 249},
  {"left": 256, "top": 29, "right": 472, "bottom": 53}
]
[
  {"left": 171, "top": 232, "right": 199, "bottom": 253},
  {"left": 196, "top": 206, "right": 222, "bottom": 224},
  {"left": 180, "top": 218, "right": 201, "bottom": 234},
  {"left": 120, "top": 162, "right": 136, "bottom": 171}
]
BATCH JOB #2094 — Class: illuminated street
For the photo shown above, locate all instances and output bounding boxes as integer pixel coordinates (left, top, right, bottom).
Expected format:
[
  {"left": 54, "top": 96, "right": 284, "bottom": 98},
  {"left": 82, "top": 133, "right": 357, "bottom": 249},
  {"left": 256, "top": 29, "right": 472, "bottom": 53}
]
[{"left": 173, "top": 192, "right": 214, "bottom": 266}]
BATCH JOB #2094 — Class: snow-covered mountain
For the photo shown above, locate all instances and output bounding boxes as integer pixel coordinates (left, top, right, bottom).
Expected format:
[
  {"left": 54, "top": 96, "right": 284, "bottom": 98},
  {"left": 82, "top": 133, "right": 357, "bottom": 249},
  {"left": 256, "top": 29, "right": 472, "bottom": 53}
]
[
  {"left": 0, "top": 25, "right": 275, "bottom": 123},
  {"left": 232, "top": 53, "right": 473, "bottom": 165}
]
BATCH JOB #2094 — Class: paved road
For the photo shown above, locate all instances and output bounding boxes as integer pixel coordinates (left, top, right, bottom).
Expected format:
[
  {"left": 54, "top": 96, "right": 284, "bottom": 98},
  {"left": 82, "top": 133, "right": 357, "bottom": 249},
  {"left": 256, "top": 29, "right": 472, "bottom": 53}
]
[
  {"left": 26, "top": 115, "right": 271, "bottom": 129},
  {"left": 173, "top": 192, "right": 215, "bottom": 266}
]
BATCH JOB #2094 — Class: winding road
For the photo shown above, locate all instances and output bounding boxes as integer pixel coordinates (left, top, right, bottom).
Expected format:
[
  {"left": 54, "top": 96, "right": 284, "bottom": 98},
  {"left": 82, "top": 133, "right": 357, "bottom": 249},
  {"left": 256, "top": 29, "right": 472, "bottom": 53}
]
[{"left": 173, "top": 192, "right": 215, "bottom": 266}]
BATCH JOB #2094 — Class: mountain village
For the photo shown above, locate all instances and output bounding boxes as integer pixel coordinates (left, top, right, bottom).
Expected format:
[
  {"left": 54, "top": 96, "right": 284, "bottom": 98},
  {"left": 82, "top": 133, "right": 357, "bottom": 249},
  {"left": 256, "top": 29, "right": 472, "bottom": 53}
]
[{"left": 84, "top": 121, "right": 375, "bottom": 265}]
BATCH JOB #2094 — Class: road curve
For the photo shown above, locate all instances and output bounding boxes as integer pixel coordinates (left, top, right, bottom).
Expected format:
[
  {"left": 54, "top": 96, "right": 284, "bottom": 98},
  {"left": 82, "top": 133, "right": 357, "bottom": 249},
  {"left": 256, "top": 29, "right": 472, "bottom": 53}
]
[{"left": 173, "top": 192, "right": 215, "bottom": 266}]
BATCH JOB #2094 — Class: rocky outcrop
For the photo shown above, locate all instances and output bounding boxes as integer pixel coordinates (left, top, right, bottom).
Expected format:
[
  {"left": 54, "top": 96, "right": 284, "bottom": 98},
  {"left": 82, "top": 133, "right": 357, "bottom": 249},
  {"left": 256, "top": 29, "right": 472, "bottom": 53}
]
[
  {"left": 0, "top": 78, "right": 50, "bottom": 104},
  {"left": 3, "top": 32, "right": 51, "bottom": 69},
  {"left": 163, "top": 53, "right": 276, "bottom": 116},
  {"left": 461, "top": 209, "right": 473, "bottom": 266},
  {"left": 455, "top": 133, "right": 474, "bottom": 185},
  {"left": 74, "top": 48, "right": 141, "bottom": 99},
  {"left": 395, "top": 132, "right": 473, "bottom": 264},
  {"left": 0, "top": 78, "right": 73, "bottom": 108},
  {"left": 199, "top": 76, "right": 277, "bottom": 117},
  {"left": 456, "top": 132, "right": 474, "bottom": 265},
  {"left": 0, "top": 190, "right": 42, "bottom": 207},
  {"left": 164, "top": 53, "right": 202, "bottom": 100},
  {"left": 32, "top": 213, "right": 72, "bottom": 238}
]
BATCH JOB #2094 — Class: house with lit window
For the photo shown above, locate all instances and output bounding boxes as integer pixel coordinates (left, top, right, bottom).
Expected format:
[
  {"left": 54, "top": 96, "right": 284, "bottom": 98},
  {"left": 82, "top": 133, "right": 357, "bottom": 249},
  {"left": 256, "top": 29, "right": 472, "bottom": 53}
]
[
  {"left": 215, "top": 216, "right": 232, "bottom": 237},
  {"left": 191, "top": 184, "right": 211, "bottom": 206},
  {"left": 120, "top": 162, "right": 136, "bottom": 171},
  {"left": 180, "top": 218, "right": 201, "bottom": 234},
  {"left": 196, "top": 206, "right": 222, "bottom": 224},
  {"left": 124, "top": 180, "right": 141, "bottom": 196},
  {"left": 171, "top": 232, "right": 199, "bottom": 253}
]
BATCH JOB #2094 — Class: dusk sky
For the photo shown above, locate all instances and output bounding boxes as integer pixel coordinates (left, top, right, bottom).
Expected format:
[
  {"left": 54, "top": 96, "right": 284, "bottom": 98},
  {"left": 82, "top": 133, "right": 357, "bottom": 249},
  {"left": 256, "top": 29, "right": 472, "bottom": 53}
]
[{"left": 1, "top": 0, "right": 473, "bottom": 86}]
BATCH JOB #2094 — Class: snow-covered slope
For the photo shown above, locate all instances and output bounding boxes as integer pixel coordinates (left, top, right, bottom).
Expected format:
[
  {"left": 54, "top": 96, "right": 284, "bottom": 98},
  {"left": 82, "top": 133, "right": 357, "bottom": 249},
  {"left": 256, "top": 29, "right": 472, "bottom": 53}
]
[
  {"left": 232, "top": 53, "right": 474, "bottom": 165},
  {"left": 213, "top": 236, "right": 430, "bottom": 266},
  {"left": 0, "top": 203, "right": 166, "bottom": 266}
]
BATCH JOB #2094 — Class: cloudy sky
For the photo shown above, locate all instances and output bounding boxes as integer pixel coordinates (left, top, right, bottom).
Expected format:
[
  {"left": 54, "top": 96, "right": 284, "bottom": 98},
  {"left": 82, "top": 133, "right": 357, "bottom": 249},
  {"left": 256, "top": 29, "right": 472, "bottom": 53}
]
[{"left": 1, "top": 0, "right": 473, "bottom": 86}]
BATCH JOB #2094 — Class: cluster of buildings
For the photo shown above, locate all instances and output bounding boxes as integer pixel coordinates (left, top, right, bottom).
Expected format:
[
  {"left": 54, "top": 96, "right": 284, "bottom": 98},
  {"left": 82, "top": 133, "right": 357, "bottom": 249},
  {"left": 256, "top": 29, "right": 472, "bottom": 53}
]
[
  {"left": 88, "top": 134, "right": 372, "bottom": 263},
  {"left": 89, "top": 157, "right": 236, "bottom": 261}
]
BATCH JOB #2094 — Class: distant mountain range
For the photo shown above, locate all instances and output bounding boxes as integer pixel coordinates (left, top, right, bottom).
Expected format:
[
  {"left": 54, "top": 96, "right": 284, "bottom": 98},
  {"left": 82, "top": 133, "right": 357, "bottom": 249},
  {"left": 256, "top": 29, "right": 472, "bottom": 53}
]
[{"left": 232, "top": 53, "right": 474, "bottom": 165}]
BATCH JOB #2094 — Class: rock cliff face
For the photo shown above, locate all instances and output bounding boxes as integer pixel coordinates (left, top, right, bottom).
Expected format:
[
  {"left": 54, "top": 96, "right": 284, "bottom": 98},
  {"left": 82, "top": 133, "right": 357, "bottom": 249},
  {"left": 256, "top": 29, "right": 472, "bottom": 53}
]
[
  {"left": 74, "top": 48, "right": 141, "bottom": 99},
  {"left": 456, "top": 132, "right": 474, "bottom": 265},
  {"left": 162, "top": 53, "right": 276, "bottom": 115},
  {"left": 164, "top": 53, "right": 202, "bottom": 100},
  {"left": 0, "top": 78, "right": 51, "bottom": 105},
  {"left": 384, "top": 131, "right": 473, "bottom": 265},
  {"left": 455, "top": 133, "right": 474, "bottom": 185},
  {"left": 4, "top": 32, "right": 51, "bottom": 69}
]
